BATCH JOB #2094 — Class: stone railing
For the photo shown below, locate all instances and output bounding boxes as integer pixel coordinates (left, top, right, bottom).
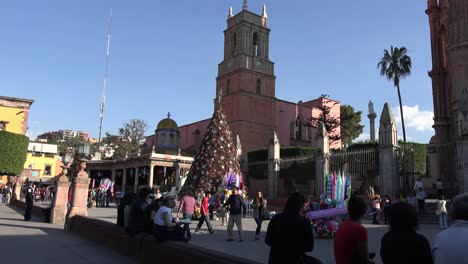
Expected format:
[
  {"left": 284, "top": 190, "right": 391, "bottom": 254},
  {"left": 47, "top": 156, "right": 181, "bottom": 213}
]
[{"left": 67, "top": 215, "right": 261, "bottom": 264}]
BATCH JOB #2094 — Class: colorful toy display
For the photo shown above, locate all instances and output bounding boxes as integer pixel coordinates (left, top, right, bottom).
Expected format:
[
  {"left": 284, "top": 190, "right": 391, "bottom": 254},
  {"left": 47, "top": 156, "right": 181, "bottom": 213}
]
[
  {"left": 307, "top": 171, "right": 351, "bottom": 239},
  {"left": 223, "top": 169, "right": 244, "bottom": 191}
]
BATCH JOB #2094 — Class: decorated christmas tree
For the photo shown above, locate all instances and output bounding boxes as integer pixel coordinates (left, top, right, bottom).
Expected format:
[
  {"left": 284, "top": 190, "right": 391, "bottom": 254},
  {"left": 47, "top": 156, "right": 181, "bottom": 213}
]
[{"left": 182, "top": 99, "right": 243, "bottom": 195}]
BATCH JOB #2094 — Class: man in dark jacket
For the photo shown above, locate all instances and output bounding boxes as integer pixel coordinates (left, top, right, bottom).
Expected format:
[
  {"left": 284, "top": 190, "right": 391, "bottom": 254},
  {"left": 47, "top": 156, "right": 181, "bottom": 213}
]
[
  {"left": 126, "top": 188, "right": 150, "bottom": 236},
  {"left": 24, "top": 181, "right": 34, "bottom": 221},
  {"left": 224, "top": 187, "right": 246, "bottom": 241}
]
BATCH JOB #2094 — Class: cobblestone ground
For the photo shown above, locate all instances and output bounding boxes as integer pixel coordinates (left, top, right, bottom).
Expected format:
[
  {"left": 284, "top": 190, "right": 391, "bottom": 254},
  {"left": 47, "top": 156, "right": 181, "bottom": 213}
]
[
  {"left": 87, "top": 206, "right": 443, "bottom": 264},
  {"left": 0, "top": 204, "right": 134, "bottom": 264}
]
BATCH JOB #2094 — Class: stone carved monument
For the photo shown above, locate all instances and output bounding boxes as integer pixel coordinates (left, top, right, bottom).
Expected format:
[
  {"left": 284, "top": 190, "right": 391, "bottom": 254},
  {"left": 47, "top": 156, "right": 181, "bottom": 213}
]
[
  {"left": 50, "top": 166, "right": 71, "bottom": 224},
  {"left": 67, "top": 159, "right": 91, "bottom": 219},
  {"left": 268, "top": 132, "right": 280, "bottom": 199}
]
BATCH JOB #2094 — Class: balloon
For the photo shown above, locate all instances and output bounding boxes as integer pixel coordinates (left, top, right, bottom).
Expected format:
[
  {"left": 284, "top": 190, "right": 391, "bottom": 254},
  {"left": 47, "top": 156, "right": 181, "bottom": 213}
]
[
  {"left": 319, "top": 194, "right": 324, "bottom": 200},
  {"left": 325, "top": 198, "right": 332, "bottom": 205}
]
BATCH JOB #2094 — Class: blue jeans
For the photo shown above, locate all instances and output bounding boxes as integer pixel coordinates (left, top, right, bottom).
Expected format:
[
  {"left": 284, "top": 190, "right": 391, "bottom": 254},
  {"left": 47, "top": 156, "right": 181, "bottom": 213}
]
[{"left": 439, "top": 213, "right": 448, "bottom": 229}]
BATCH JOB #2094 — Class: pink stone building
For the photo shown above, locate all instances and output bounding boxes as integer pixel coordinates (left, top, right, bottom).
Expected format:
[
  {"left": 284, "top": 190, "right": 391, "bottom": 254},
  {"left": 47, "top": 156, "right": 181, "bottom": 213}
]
[{"left": 163, "top": 5, "right": 341, "bottom": 157}]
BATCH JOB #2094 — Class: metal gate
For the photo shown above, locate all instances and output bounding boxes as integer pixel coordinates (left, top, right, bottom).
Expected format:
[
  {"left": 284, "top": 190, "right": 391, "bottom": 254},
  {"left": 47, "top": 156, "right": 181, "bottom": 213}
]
[{"left": 328, "top": 146, "right": 379, "bottom": 194}]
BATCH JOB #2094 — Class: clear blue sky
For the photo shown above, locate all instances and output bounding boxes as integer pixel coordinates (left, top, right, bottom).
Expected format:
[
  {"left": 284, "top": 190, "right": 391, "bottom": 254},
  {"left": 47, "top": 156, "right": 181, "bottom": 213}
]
[{"left": 0, "top": 0, "right": 434, "bottom": 143}]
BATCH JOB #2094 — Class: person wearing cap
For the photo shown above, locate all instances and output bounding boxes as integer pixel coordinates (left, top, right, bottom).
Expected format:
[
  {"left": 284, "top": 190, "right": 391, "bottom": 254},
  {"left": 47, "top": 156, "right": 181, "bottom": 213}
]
[
  {"left": 153, "top": 190, "right": 188, "bottom": 242},
  {"left": 24, "top": 181, "right": 34, "bottom": 221}
]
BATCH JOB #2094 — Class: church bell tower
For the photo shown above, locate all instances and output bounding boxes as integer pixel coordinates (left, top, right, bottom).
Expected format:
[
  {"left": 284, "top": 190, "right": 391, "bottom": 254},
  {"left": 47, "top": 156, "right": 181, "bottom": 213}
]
[{"left": 216, "top": 2, "right": 276, "bottom": 155}]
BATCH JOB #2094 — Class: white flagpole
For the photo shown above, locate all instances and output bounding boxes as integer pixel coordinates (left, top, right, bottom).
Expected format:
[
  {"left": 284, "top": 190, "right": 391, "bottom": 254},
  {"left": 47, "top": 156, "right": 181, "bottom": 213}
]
[{"left": 98, "top": 9, "right": 112, "bottom": 146}]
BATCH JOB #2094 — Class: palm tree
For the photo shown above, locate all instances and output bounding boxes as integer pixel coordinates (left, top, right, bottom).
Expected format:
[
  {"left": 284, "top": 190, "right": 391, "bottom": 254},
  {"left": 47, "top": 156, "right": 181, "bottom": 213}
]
[{"left": 377, "top": 46, "right": 412, "bottom": 142}]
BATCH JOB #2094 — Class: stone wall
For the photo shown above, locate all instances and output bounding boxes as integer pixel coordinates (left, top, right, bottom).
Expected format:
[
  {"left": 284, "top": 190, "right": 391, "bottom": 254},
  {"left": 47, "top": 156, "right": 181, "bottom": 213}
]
[{"left": 67, "top": 215, "right": 261, "bottom": 264}]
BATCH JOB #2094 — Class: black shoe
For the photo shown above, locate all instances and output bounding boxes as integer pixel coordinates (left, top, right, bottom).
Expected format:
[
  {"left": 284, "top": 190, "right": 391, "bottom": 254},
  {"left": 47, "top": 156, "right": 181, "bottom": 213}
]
[
  {"left": 209, "top": 230, "right": 216, "bottom": 234},
  {"left": 226, "top": 238, "right": 234, "bottom": 242}
]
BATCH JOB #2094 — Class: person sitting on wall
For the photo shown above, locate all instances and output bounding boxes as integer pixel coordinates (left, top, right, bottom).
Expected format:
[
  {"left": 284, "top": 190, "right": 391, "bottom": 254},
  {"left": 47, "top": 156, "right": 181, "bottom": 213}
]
[{"left": 153, "top": 191, "right": 189, "bottom": 242}]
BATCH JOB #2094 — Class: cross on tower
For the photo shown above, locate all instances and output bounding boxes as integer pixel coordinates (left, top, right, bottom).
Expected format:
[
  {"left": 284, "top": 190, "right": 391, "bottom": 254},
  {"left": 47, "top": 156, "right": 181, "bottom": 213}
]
[
  {"left": 243, "top": 0, "right": 248, "bottom": 10},
  {"left": 167, "top": 112, "right": 171, "bottom": 119}
]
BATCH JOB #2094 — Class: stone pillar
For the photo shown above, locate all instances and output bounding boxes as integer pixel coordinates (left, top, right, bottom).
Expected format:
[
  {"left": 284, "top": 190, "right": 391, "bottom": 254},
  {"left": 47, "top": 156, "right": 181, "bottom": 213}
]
[
  {"left": 457, "top": 140, "right": 468, "bottom": 194},
  {"left": 315, "top": 125, "right": 330, "bottom": 197},
  {"left": 379, "top": 146, "right": 399, "bottom": 197},
  {"left": 368, "top": 100, "right": 377, "bottom": 142},
  {"left": 122, "top": 169, "right": 127, "bottom": 194},
  {"left": 378, "top": 103, "right": 399, "bottom": 197},
  {"left": 268, "top": 132, "right": 280, "bottom": 199},
  {"left": 175, "top": 163, "right": 181, "bottom": 191},
  {"left": 148, "top": 165, "right": 154, "bottom": 189},
  {"left": 134, "top": 167, "right": 139, "bottom": 193},
  {"left": 50, "top": 167, "right": 71, "bottom": 224},
  {"left": 111, "top": 169, "right": 116, "bottom": 183},
  {"left": 67, "top": 159, "right": 91, "bottom": 218}
]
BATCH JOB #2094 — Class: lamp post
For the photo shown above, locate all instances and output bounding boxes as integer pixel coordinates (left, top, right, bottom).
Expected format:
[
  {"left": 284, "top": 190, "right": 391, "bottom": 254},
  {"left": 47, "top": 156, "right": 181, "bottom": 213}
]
[{"left": 78, "top": 143, "right": 90, "bottom": 157}]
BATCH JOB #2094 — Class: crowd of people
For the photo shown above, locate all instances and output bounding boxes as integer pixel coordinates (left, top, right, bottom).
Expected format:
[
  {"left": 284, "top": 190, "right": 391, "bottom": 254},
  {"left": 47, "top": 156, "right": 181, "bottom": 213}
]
[{"left": 115, "top": 186, "right": 268, "bottom": 244}]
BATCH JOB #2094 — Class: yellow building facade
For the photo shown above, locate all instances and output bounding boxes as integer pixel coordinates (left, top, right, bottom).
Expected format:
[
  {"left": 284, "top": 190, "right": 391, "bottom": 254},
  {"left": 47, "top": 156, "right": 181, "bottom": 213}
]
[
  {"left": 0, "top": 96, "right": 34, "bottom": 183},
  {"left": 22, "top": 143, "right": 62, "bottom": 183}
]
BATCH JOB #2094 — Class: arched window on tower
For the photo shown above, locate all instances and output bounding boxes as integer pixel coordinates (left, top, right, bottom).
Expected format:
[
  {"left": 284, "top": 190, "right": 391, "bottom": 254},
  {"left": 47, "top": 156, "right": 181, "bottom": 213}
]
[
  {"left": 226, "top": 79, "right": 231, "bottom": 95},
  {"left": 253, "top": 32, "right": 260, "bottom": 56},
  {"left": 256, "top": 78, "right": 261, "bottom": 95},
  {"left": 232, "top": 32, "right": 237, "bottom": 56}
]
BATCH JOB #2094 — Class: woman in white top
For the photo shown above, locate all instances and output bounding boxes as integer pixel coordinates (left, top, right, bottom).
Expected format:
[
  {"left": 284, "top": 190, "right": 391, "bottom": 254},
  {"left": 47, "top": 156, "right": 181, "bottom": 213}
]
[
  {"left": 153, "top": 192, "right": 188, "bottom": 242},
  {"left": 436, "top": 194, "right": 448, "bottom": 229},
  {"left": 372, "top": 196, "right": 381, "bottom": 225}
]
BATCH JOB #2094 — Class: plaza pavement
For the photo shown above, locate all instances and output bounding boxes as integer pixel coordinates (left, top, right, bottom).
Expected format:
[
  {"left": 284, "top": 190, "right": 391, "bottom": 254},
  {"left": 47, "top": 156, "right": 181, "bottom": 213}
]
[
  {"left": 87, "top": 206, "right": 444, "bottom": 264},
  {"left": 0, "top": 203, "right": 134, "bottom": 264}
]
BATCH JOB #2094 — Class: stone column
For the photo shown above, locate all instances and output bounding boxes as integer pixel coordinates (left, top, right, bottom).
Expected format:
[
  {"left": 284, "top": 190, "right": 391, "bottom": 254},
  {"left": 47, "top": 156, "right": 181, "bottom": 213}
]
[
  {"left": 368, "top": 100, "right": 377, "bottom": 142},
  {"left": 378, "top": 103, "right": 399, "bottom": 197},
  {"left": 379, "top": 146, "right": 398, "bottom": 197},
  {"left": 315, "top": 125, "right": 330, "bottom": 197},
  {"left": 50, "top": 166, "right": 71, "bottom": 224},
  {"left": 175, "top": 163, "right": 181, "bottom": 191},
  {"left": 134, "top": 167, "right": 139, "bottom": 193},
  {"left": 268, "top": 132, "right": 280, "bottom": 199},
  {"left": 457, "top": 140, "right": 468, "bottom": 194},
  {"left": 122, "top": 169, "right": 127, "bottom": 194},
  {"left": 111, "top": 169, "right": 116, "bottom": 183},
  {"left": 67, "top": 159, "right": 91, "bottom": 218},
  {"left": 148, "top": 165, "right": 154, "bottom": 189}
]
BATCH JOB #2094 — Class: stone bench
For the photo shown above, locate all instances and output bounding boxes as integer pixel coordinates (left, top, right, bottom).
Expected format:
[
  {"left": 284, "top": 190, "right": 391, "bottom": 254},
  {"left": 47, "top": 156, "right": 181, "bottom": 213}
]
[{"left": 67, "top": 215, "right": 261, "bottom": 264}]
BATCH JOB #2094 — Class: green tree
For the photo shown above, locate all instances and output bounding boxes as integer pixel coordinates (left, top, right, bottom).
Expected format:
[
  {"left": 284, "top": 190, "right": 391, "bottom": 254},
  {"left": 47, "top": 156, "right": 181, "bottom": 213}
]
[
  {"left": 103, "top": 119, "right": 149, "bottom": 159},
  {"left": 182, "top": 100, "right": 241, "bottom": 195},
  {"left": 309, "top": 98, "right": 341, "bottom": 143},
  {"left": 377, "top": 46, "right": 412, "bottom": 142},
  {"left": 119, "top": 119, "right": 148, "bottom": 153},
  {"left": 0, "top": 131, "right": 29, "bottom": 175},
  {"left": 340, "top": 105, "right": 364, "bottom": 147}
]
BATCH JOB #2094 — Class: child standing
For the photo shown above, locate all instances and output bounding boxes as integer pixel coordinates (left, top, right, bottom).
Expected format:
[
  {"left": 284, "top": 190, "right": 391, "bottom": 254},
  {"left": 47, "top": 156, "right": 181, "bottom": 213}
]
[{"left": 436, "top": 194, "right": 448, "bottom": 229}]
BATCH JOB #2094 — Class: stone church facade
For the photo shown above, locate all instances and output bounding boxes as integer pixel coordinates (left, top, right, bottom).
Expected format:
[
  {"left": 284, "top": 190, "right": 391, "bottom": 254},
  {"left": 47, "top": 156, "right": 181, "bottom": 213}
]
[
  {"left": 178, "top": 4, "right": 341, "bottom": 158},
  {"left": 426, "top": 0, "right": 468, "bottom": 194}
]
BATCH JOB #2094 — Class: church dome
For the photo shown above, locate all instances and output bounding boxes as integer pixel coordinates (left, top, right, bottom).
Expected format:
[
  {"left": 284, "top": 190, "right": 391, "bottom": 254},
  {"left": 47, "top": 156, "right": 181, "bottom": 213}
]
[{"left": 156, "top": 113, "right": 178, "bottom": 131}]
